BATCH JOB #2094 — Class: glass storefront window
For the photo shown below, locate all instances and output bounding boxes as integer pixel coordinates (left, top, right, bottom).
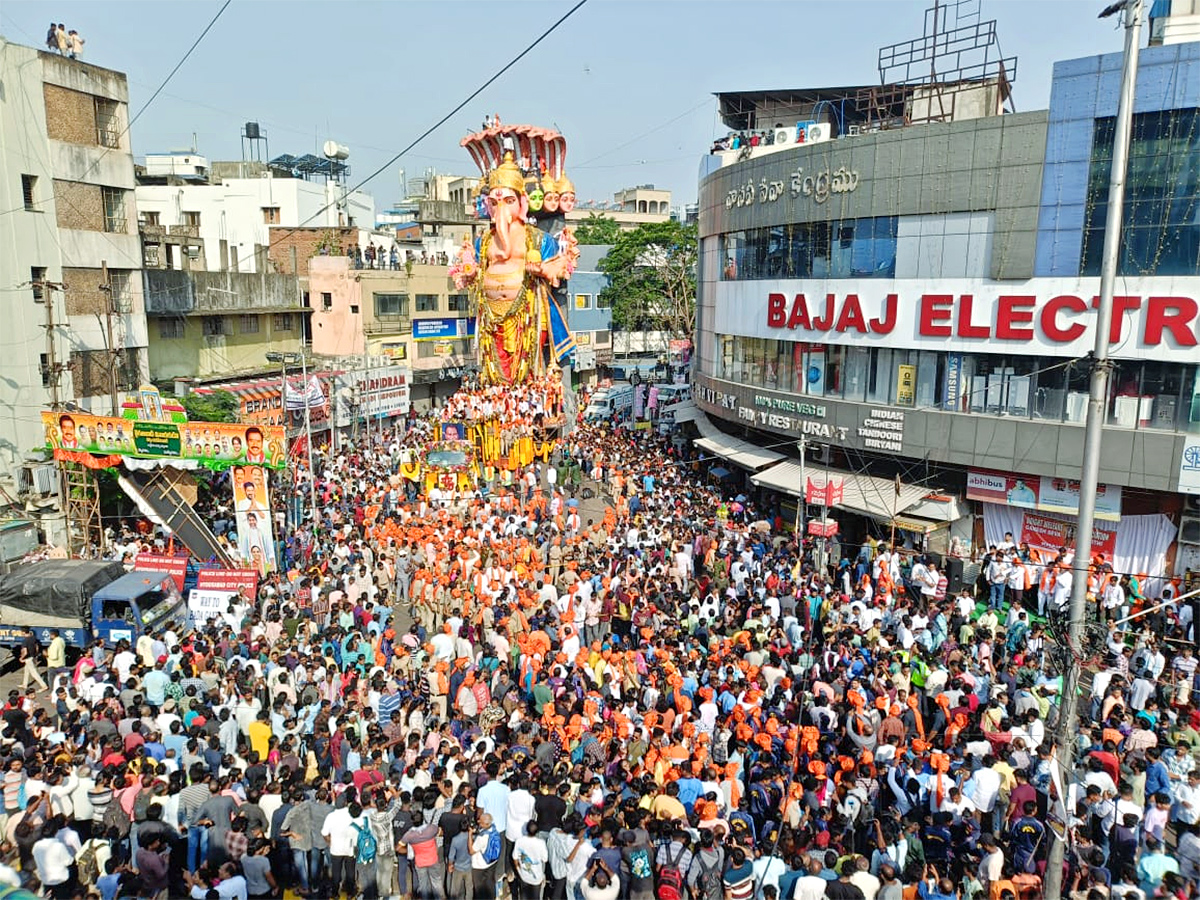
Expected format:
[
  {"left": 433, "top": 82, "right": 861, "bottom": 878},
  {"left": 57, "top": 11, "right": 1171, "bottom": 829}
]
[
  {"left": 719, "top": 217, "right": 898, "bottom": 280},
  {"left": 1081, "top": 108, "right": 1200, "bottom": 277},
  {"left": 710, "top": 334, "right": 1197, "bottom": 431}
]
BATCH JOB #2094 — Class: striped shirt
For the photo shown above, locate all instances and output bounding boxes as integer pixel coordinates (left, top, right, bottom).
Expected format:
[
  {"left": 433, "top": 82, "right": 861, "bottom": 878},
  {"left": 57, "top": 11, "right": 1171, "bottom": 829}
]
[{"left": 377, "top": 691, "right": 402, "bottom": 727}]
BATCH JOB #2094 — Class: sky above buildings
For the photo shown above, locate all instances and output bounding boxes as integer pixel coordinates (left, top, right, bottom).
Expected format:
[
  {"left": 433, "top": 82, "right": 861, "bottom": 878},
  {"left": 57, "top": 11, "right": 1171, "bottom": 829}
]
[{"left": 2, "top": 0, "right": 1129, "bottom": 211}]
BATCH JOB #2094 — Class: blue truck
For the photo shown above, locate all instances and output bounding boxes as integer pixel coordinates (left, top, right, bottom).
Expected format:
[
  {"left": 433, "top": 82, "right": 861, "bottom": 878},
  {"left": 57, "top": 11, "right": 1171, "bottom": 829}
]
[{"left": 0, "top": 560, "right": 189, "bottom": 648}]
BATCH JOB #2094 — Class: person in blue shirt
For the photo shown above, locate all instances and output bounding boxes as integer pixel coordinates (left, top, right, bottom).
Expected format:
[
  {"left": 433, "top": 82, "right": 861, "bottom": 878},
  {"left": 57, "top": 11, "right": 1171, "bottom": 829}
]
[{"left": 1144, "top": 746, "right": 1171, "bottom": 802}]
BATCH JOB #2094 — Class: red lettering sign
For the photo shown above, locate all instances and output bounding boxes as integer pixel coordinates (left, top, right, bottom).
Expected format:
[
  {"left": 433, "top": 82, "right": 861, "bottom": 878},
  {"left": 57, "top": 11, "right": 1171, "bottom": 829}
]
[
  {"left": 1144, "top": 296, "right": 1199, "bottom": 347},
  {"left": 1021, "top": 512, "right": 1116, "bottom": 560},
  {"left": 918, "top": 294, "right": 954, "bottom": 337},
  {"left": 133, "top": 553, "right": 188, "bottom": 592},
  {"left": 196, "top": 568, "right": 259, "bottom": 601}
]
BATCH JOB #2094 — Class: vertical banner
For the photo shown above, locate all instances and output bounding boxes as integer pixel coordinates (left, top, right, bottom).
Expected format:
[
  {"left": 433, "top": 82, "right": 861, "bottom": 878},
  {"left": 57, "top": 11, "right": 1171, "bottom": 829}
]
[
  {"left": 231, "top": 464, "right": 277, "bottom": 576},
  {"left": 896, "top": 364, "right": 916, "bottom": 406},
  {"left": 943, "top": 353, "right": 962, "bottom": 411}
]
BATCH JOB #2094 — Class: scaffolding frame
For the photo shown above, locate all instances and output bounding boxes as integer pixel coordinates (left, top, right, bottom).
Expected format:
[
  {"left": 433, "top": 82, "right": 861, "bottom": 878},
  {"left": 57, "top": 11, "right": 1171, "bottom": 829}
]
[
  {"left": 63, "top": 462, "right": 102, "bottom": 557},
  {"left": 864, "top": 0, "right": 1018, "bottom": 129}
]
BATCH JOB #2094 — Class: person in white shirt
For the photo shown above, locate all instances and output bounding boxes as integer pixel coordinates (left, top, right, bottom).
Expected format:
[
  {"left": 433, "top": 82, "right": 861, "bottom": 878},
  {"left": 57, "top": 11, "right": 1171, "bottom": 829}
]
[{"left": 321, "top": 801, "right": 367, "bottom": 896}]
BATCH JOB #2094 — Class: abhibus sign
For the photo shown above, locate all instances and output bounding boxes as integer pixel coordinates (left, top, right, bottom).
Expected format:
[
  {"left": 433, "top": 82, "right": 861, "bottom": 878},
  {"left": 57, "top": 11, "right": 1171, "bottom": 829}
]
[{"left": 713, "top": 277, "right": 1200, "bottom": 362}]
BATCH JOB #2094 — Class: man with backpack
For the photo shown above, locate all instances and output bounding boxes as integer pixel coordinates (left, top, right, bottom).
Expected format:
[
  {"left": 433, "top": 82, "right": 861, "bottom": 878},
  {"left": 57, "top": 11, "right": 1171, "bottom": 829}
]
[
  {"left": 653, "top": 828, "right": 693, "bottom": 900},
  {"left": 321, "top": 799, "right": 367, "bottom": 899},
  {"left": 469, "top": 811, "right": 503, "bottom": 899},
  {"left": 686, "top": 829, "right": 726, "bottom": 900}
]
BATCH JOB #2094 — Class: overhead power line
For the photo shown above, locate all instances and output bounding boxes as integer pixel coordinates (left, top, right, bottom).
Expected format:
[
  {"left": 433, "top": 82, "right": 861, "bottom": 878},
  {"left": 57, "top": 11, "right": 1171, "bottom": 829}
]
[{"left": 227, "top": 0, "right": 591, "bottom": 274}]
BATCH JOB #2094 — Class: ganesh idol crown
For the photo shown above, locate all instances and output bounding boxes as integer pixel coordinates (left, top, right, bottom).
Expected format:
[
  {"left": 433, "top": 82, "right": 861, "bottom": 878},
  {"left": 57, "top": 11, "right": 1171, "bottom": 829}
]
[{"left": 450, "top": 120, "right": 579, "bottom": 387}]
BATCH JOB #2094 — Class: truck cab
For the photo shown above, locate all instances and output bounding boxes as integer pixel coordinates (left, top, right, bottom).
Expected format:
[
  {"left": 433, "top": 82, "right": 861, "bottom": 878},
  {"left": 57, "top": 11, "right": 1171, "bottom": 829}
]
[{"left": 90, "top": 571, "right": 188, "bottom": 645}]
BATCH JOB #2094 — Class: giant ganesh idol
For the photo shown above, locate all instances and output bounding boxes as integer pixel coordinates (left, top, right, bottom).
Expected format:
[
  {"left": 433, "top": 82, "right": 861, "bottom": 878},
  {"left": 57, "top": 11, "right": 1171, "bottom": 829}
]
[{"left": 452, "top": 123, "right": 578, "bottom": 386}]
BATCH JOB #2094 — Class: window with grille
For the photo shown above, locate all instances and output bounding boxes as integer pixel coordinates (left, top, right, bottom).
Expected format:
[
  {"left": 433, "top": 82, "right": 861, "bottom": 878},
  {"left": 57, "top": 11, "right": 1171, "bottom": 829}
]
[
  {"left": 202, "top": 316, "right": 226, "bottom": 336},
  {"left": 21, "top": 175, "right": 36, "bottom": 211},
  {"left": 321, "top": 292, "right": 333, "bottom": 311},
  {"left": 94, "top": 98, "right": 120, "bottom": 148},
  {"left": 448, "top": 293, "right": 469, "bottom": 312},
  {"left": 158, "top": 319, "right": 184, "bottom": 339},
  {"left": 239, "top": 315, "right": 260, "bottom": 334},
  {"left": 182, "top": 211, "right": 201, "bottom": 228},
  {"left": 374, "top": 293, "right": 409, "bottom": 317},
  {"left": 30, "top": 267, "right": 47, "bottom": 302},
  {"left": 273, "top": 313, "right": 294, "bottom": 331},
  {"left": 415, "top": 294, "right": 439, "bottom": 312},
  {"left": 108, "top": 270, "right": 132, "bottom": 312},
  {"left": 101, "top": 188, "right": 127, "bottom": 233},
  {"left": 142, "top": 211, "right": 160, "bottom": 226}
]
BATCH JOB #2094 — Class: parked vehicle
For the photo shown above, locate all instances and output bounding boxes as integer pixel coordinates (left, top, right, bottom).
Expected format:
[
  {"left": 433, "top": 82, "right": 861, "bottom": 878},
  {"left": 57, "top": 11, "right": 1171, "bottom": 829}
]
[
  {"left": 583, "top": 382, "right": 635, "bottom": 424},
  {"left": 0, "top": 560, "right": 188, "bottom": 647}
]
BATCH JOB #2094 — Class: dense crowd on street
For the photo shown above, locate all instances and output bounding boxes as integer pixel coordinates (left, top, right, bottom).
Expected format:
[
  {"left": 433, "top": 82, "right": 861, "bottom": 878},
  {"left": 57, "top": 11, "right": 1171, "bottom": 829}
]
[{"left": 3, "top": 386, "right": 1199, "bottom": 900}]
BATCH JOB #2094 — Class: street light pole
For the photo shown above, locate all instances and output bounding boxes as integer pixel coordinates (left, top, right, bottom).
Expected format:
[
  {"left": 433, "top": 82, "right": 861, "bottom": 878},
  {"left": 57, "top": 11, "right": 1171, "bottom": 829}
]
[
  {"left": 1043, "top": 3, "right": 1143, "bottom": 897},
  {"left": 300, "top": 351, "right": 319, "bottom": 524}
]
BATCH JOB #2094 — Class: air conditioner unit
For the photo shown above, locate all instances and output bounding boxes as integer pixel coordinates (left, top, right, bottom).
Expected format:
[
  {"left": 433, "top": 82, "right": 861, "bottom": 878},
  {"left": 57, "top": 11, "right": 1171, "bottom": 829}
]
[
  {"left": 806, "top": 123, "right": 831, "bottom": 144},
  {"left": 1185, "top": 494, "right": 1200, "bottom": 514},
  {"left": 1181, "top": 515, "right": 1200, "bottom": 545},
  {"left": 773, "top": 128, "right": 792, "bottom": 146}
]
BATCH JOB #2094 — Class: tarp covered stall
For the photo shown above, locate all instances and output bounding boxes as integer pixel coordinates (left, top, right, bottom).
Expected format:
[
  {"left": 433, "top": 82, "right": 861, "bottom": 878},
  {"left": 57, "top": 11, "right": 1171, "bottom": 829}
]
[
  {"left": 980, "top": 502, "right": 1178, "bottom": 593},
  {"left": 0, "top": 559, "right": 124, "bottom": 628}
]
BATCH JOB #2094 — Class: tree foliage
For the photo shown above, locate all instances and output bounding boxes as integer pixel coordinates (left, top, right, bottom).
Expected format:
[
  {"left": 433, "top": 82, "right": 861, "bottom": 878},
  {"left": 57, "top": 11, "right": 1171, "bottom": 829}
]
[
  {"left": 182, "top": 390, "right": 239, "bottom": 424},
  {"left": 597, "top": 221, "right": 697, "bottom": 339},
  {"left": 572, "top": 213, "right": 622, "bottom": 245}
]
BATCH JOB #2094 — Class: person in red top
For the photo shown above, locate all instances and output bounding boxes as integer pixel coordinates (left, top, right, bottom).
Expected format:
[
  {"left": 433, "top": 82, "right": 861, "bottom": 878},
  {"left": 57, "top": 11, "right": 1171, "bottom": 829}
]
[
  {"left": 351, "top": 754, "right": 384, "bottom": 799},
  {"left": 1089, "top": 738, "right": 1122, "bottom": 782}
]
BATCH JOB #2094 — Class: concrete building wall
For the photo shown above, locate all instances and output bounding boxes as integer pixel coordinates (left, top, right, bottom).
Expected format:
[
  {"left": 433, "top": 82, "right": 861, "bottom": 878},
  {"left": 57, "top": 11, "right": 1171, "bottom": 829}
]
[
  {"left": 135, "top": 178, "right": 377, "bottom": 274},
  {"left": 698, "top": 111, "right": 1049, "bottom": 281}
]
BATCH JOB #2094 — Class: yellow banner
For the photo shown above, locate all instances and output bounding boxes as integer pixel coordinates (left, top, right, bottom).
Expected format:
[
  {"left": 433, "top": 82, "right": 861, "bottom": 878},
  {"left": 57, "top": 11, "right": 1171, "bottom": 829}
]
[{"left": 896, "top": 364, "right": 916, "bottom": 406}]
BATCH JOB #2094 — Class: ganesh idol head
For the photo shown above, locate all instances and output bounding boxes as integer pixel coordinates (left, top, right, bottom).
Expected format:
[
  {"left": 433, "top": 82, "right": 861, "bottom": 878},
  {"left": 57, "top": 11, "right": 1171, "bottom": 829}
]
[
  {"left": 556, "top": 175, "right": 576, "bottom": 213},
  {"left": 483, "top": 153, "right": 530, "bottom": 259}
]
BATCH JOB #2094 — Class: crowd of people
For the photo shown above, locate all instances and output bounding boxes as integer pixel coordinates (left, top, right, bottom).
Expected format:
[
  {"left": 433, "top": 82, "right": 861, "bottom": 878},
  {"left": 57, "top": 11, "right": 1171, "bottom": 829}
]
[
  {"left": 438, "top": 377, "right": 567, "bottom": 427},
  {"left": 44, "top": 22, "right": 85, "bottom": 59},
  {"left": 3, "top": 387, "right": 1198, "bottom": 900}
]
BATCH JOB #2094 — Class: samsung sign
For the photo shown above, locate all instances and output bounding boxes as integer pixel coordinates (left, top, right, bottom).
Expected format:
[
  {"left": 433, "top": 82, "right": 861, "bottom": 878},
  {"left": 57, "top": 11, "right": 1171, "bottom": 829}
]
[{"left": 712, "top": 276, "right": 1200, "bottom": 362}]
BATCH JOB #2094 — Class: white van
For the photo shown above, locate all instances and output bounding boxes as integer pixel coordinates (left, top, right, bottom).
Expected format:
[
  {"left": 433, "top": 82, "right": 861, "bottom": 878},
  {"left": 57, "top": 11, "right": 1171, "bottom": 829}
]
[{"left": 583, "top": 383, "right": 635, "bottom": 423}]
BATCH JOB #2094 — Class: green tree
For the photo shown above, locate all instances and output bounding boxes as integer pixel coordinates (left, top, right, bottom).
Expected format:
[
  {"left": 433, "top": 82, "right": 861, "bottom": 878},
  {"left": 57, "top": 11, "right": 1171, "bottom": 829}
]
[
  {"left": 181, "top": 390, "right": 239, "bottom": 423},
  {"left": 597, "top": 220, "right": 697, "bottom": 340},
  {"left": 572, "top": 213, "right": 622, "bottom": 245}
]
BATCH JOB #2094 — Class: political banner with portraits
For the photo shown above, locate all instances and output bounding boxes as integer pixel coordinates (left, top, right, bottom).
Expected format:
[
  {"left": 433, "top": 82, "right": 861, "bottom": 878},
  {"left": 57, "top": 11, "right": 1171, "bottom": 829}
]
[
  {"left": 42, "top": 411, "right": 286, "bottom": 469},
  {"left": 230, "top": 464, "right": 277, "bottom": 576}
]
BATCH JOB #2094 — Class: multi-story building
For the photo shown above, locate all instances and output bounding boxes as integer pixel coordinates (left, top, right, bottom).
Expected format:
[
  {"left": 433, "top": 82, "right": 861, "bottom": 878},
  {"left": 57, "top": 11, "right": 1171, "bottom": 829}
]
[
  {"left": 692, "top": 5, "right": 1200, "bottom": 579},
  {"left": 0, "top": 40, "right": 148, "bottom": 493},
  {"left": 567, "top": 185, "right": 673, "bottom": 231},
  {"left": 307, "top": 257, "right": 473, "bottom": 409},
  {"left": 134, "top": 151, "right": 379, "bottom": 273},
  {"left": 143, "top": 269, "right": 309, "bottom": 385},
  {"left": 565, "top": 245, "right": 614, "bottom": 385}
]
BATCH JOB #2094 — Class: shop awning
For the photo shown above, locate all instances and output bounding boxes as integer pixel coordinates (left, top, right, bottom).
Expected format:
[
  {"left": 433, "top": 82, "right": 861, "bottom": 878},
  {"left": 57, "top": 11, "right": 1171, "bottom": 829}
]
[
  {"left": 691, "top": 412, "right": 786, "bottom": 471},
  {"left": 694, "top": 434, "right": 785, "bottom": 472},
  {"left": 669, "top": 401, "right": 700, "bottom": 423},
  {"left": 751, "top": 461, "right": 940, "bottom": 522}
]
